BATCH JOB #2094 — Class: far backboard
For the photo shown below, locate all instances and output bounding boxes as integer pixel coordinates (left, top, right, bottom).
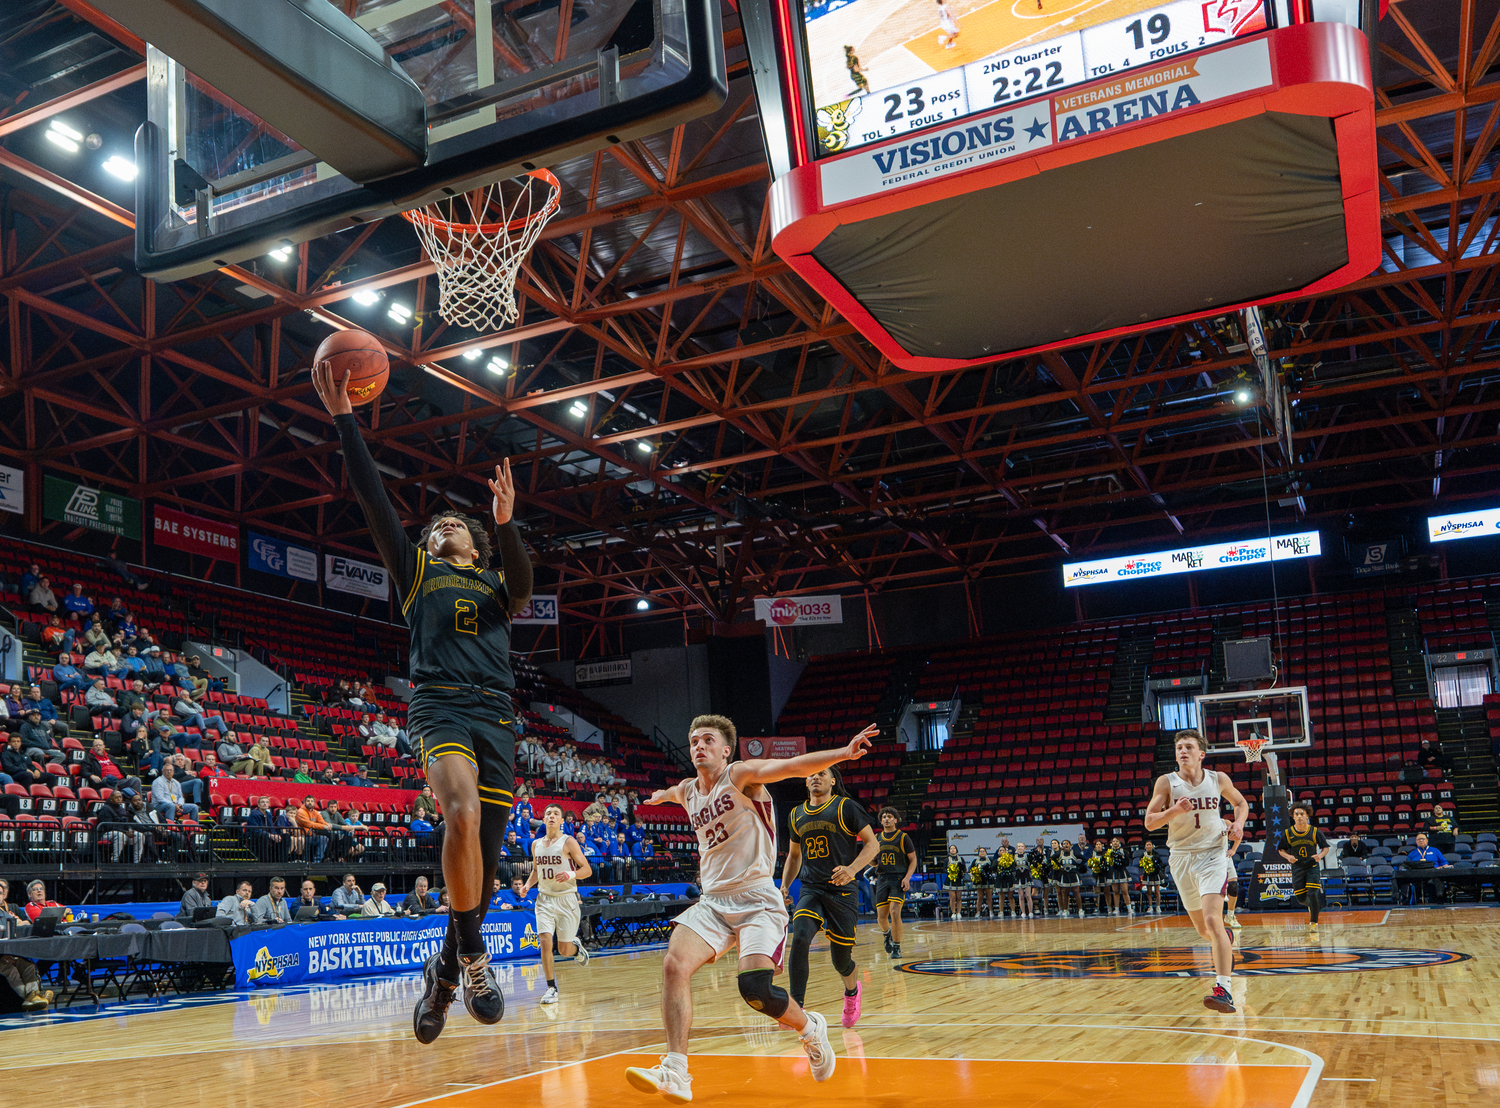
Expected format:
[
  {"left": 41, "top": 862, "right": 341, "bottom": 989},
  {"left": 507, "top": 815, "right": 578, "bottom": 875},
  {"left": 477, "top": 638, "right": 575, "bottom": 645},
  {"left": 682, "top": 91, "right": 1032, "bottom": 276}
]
[{"left": 1192, "top": 686, "right": 1312, "bottom": 758}]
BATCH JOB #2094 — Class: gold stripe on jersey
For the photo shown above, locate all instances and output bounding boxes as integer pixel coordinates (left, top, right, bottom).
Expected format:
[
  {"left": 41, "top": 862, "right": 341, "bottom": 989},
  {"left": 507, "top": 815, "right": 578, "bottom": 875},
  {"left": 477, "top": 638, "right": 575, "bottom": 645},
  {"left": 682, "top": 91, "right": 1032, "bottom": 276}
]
[
  {"left": 401, "top": 552, "right": 427, "bottom": 616},
  {"left": 836, "top": 798, "right": 853, "bottom": 836},
  {"left": 826, "top": 930, "right": 856, "bottom": 945}
]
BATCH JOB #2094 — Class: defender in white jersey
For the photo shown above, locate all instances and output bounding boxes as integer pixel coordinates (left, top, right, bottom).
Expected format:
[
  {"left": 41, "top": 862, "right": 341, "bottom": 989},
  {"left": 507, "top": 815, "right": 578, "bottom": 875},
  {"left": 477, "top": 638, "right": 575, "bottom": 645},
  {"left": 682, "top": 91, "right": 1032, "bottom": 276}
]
[
  {"left": 625, "top": 715, "right": 877, "bottom": 1104},
  {"left": 520, "top": 803, "right": 593, "bottom": 1004},
  {"left": 1145, "top": 728, "right": 1249, "bottom": 1014}
]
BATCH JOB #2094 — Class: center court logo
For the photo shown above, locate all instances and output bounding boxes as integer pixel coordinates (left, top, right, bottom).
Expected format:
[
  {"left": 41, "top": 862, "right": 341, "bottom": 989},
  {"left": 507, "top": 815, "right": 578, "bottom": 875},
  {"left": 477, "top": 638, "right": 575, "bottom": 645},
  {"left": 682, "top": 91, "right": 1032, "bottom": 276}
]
[{"left": 897, "top": 946, "right": 1469, "bottom": 978}]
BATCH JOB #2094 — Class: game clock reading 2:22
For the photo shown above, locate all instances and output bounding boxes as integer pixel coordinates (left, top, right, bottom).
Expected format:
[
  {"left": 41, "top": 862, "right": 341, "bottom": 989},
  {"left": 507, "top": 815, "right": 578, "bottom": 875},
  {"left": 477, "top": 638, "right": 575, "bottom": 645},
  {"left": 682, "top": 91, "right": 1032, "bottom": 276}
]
[{"left": 818, "top": 0, "right": 1266, "bottom": 156}]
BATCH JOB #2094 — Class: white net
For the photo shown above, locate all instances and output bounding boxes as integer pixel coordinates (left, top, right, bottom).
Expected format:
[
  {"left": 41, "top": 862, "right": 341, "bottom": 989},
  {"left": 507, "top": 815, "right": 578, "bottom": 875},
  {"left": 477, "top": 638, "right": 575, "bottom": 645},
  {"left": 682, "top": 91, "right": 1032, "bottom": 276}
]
[
  {"left": 403, "top": 169, "right": 561, "bottom": 332},
  {"left": 1236, "top": 738, "right": 1266, "bottom": 763}
]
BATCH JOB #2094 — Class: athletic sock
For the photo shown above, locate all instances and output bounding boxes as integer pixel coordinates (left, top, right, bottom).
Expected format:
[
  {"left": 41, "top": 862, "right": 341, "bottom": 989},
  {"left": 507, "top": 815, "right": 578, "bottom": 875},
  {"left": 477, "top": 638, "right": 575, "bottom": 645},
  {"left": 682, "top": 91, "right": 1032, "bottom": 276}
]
[
  {"left": 664, "top": 1052, "right": 689, "bottom": 1074},
  {"left": 1215, "top": 975, "right": 1232, "bottom": 991},
  {"left": 439, "top": 917, "right": 461, "bottom": 978},
  {"left": 453, "top": 902, "right": 486, "bottom": 955},
  {"left": 546, "top": 978, "right": 556, "bottom": 990}
]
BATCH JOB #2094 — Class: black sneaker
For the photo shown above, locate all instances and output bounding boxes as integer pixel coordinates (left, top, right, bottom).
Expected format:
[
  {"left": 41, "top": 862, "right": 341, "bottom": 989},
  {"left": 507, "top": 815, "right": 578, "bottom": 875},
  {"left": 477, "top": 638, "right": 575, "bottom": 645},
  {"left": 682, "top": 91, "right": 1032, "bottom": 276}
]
[
  {"left": 413, "top": 954, "right": 459, "bottom": 1044},
  {"left": 1203, "top": 984, "right": 1235, "bottom": 1014},
  {"left": 883, "top": 931, "right": 893, "bottom": 954},
  {"left": 890, "top": 942, "right": 901, "bottom": 959},
  {"left": 460, "top": 951, "right": 505, "bottom": 1025}
]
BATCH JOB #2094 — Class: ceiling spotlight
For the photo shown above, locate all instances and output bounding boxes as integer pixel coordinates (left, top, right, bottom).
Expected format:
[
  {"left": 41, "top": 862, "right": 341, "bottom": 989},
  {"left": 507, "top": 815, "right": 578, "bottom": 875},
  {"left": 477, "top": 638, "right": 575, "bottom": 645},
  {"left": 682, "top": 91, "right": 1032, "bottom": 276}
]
[
  {"left": 48, "top": 119, "right": 83, "bottom": 141},
  {"left": 486, "top": 358, "right": 507, "bottom": 376},
  {"left": 352, "top": 289, "right": 381, "bottom": 307},
  {"left": 101, "top": 155, "right": 137, "bottom": 181},
  {"left": 387, "top": 302, "right": 412, "bottom": 322},
  {"left": 267, "top": 238, "right": 294, "bottom": 262},
  {"left": 569, "top": 401, "right": 587, "bottom": 418},
  {"left": 45, "top": 122, "right": 80, "bottom": 152},
  {"left": 1235, "top": 389, "right": 1251, "bottom": 403},
  {"left": 463, "top": 348, "right": 483, "bottom": 360},
  {"left": 636, "top": 440, "right": 652, "bottom": 453},
  {"left": 636, "top": 598, "right": 650, "bottom": 611}
]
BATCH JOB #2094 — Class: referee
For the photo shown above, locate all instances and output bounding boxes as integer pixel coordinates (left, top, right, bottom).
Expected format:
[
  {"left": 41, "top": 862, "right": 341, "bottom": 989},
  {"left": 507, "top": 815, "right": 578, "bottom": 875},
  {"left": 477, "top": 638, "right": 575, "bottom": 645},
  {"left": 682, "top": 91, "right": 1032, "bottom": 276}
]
[{"left": 314, "top": 363, "right": 533, "bottom": 1044}]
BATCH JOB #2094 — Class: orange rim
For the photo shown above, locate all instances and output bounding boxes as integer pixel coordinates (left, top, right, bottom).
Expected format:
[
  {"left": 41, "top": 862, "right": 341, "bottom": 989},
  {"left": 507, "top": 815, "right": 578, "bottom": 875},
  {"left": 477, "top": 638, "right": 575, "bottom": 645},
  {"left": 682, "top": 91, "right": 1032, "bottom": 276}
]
[{"left": 402, "top": 168, "right": 561, "bottom": 235}]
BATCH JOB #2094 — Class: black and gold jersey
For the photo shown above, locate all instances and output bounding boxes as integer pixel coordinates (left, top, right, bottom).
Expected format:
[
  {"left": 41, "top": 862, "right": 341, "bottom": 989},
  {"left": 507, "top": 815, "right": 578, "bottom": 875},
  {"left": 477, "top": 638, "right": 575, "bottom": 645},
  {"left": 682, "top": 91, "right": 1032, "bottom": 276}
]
[
  {"left": 789, "top": 796, "right": 872, "bottom": 889},
  {"left": 875, "top": 829, "right": 915, "bottom": 874},
  {"left": 1280, "top": 825, "right": 1328, "bottom": 867},
  {"left": 399, "top": 551, "right": 513, "bottom": 691}
]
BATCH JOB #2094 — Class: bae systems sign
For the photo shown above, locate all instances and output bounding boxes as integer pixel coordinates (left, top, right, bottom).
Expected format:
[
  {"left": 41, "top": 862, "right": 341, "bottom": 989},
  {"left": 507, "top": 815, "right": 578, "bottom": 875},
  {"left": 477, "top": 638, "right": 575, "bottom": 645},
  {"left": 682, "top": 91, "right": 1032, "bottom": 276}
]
[
  {"left": 1063, "top": 531, "right": 1322, "bottom": 588},
  {"left": 1427, "top": 507, "right": 1500, "bottom": 543}
]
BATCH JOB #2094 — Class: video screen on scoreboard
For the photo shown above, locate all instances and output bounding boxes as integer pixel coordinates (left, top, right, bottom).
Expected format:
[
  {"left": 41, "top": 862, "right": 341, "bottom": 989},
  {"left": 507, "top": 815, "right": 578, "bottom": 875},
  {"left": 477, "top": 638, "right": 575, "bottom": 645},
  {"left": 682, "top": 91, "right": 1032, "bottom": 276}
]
[{"left": 803, "top": 0, "right": 1268, "bottom": 157}]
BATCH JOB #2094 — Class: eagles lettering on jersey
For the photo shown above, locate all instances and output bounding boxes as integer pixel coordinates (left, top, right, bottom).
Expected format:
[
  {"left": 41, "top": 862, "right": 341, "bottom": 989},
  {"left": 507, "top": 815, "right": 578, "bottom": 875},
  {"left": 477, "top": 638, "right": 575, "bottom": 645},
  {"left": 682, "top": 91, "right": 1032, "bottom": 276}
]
[
  {"left": 400, "top": 552, "right": 513, "bottom": 691},
  {"left": 876, "top": 830, "right": 913, "bottom": 874},
  {"left": 790, "top": 797, "right": 871, "bottom": 889}
]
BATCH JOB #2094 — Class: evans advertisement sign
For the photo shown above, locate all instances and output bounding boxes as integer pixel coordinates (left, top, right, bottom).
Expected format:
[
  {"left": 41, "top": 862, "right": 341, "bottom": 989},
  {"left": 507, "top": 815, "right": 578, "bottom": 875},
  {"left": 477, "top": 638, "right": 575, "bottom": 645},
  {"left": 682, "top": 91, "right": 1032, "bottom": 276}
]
[
  {"left": 325, "top": 554, "right": 389, "bottom": 599},
  {"left": 1063, "top": 531, "right": 1322, "bottom": 587},
  {"left": 1428, "top": 507, "right": 1500, "bottom": 543}
]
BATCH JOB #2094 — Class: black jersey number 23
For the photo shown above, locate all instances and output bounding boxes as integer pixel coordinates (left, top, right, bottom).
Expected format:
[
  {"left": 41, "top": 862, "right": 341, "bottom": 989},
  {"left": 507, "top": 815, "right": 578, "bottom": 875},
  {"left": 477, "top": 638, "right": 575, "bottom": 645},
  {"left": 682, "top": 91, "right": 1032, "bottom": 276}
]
[{"left": 805, "top": 835, "right": 830, "bottom": 860}]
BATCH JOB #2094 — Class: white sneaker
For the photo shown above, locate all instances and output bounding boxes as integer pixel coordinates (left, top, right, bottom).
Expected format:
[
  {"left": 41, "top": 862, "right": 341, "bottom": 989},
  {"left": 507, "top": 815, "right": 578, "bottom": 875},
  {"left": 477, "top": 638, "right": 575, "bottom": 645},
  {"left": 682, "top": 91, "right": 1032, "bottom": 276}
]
[
  {"left": 800, "top": 1011, "right": 836, "bottom": 1082},
  {"left": 1127, "top": 906, "right": 1135, "bottom": 915},
  {"left": 574, "top": 942, "right": 590, "bottom": 966},
  {"left": 626, "top": 1059, "right": 693, "bottom": 1104},
  {"left": 540, "top": 986, "right": 559, "bottom": 1005}
]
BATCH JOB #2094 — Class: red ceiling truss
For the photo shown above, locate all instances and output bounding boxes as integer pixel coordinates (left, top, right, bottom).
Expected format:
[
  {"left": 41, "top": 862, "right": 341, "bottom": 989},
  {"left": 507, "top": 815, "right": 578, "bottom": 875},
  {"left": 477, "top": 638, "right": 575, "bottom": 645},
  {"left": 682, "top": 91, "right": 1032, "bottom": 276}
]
[{"left": 0, "top": 0, "right": 1497, "bottom": 638}]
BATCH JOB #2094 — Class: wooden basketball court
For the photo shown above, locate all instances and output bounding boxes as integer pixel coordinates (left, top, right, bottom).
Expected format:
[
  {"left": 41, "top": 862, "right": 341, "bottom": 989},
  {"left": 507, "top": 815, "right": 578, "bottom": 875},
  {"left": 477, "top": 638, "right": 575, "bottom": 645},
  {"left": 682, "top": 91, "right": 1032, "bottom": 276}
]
[{"left": 5, "top": 906, "right": 1492, "bottom": 1108}]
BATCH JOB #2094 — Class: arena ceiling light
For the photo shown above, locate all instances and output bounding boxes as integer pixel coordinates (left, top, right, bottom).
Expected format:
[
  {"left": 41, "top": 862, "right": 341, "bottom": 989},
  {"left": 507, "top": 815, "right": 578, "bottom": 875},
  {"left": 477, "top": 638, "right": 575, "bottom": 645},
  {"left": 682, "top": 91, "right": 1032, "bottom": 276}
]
[
  {"left": 352, "top": 289, "right": 382, "bottom": 307},
  {"left": 101, "top": 155, "right": 138, "bottom": 181},
  {"left": 636, "top": 598, "right": 650, "bottom": 610},
  {"left": 267, "top": 239, "right": 294, "bottom": 262},
  {"left": 462, "top": 348, "right": 483, "bottom": 360},
  {"left": 569, "top": 400, "right": 587, "bottom": 418},
  {"left": 387, "top": 302, "right": 412, "bottom": 323},
  {"left": 486, "top": 356, "right": 507, "bottom": 376},
  {"left": 636, "top": 440, "right": 652, "bottom": 453},
  {"left": 45, "top": 118, "right": 82, "bottom": 152}
]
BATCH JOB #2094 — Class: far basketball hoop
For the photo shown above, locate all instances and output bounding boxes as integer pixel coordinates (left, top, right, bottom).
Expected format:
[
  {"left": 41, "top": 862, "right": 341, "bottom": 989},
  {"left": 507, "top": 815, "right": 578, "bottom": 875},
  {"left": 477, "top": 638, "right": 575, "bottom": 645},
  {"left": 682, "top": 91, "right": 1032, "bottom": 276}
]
[{"left": 1193, "top": 685, "right": 1311, "bottom": 763}]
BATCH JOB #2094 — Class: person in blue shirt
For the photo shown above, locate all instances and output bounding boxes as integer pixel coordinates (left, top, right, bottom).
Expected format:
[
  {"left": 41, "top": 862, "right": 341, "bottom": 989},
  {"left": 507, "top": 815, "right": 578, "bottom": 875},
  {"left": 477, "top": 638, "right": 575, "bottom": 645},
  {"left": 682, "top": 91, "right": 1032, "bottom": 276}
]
[
  {"left": 493, "top": 875, "right": 537, "bottom": 911},
  {"left": 51, "top": 651, "right": 90, "bottom": 693},
  {"left": 612, "top": 831, "right": 639, "bottom": 883},
  {"left": 624, "top": 820, "right": 644, "bottom": 851},
  {"left": 632, "top": 836, "right": 655, "bottom": 878},
  {"left": 507, "top": 812, "right": 532, "bottom": 850},
  {"left": 561, "top": 816, "right": 576, "bottom": 839},
  {"left": 63, "top": 583, "right": 94, "bottom": 619},
  {"left": 588, "top": 819, "right": 612, "bottom": 859},
  {"left": 21, "top": 685, "right": 66, "bottom": 740},
  {"left": 1401, "top": 832, "right": 1453, "bottom": 904},
  {"left": 574, "top": 831, "right": 599, "bottom": 883}
]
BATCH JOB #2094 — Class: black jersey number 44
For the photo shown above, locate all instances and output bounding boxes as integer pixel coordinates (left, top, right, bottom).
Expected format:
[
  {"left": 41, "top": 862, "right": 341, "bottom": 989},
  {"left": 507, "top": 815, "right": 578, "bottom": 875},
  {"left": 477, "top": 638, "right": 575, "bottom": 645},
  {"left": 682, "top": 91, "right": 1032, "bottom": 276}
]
[{"left": 789, "top": 797, "right": 872, "bottom": 888}]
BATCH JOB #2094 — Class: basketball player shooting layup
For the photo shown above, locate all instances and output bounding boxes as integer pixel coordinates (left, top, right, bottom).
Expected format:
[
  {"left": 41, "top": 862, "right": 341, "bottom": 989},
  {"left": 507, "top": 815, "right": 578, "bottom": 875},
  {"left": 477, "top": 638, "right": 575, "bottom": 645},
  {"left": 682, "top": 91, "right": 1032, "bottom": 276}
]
[
  {"left": 313, "top": 363, "right": 533, "bottom": 1044},
  {"left": 626, "top": 716, "right": 878, "bottom": 1103},
  {"left": 781, "top": 767, "right": 878, "bottom": 1027},
  {"left": 521, "top": 802, "right": 593, "bottom": 1004},
  {"left": 1143, "top": 728, "right": 1249, "bottom": 1014}
]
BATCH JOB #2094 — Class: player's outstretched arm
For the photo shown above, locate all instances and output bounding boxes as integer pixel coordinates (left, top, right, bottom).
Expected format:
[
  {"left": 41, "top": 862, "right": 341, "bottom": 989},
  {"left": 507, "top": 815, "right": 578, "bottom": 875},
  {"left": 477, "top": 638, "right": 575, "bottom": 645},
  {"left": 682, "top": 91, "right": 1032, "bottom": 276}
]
[
  {"left": 488, "top": 459, "right": 535, "bottom": 615},
  {"left": 641, "top": 781, "right": 688, "bottom": 807},
  {"left": 313, "top": 362, "right": 417, "bottom": 589},
  {"left": 733, "top": 723, "right": 878, "bottom": 789},
  {"left": 1142, "top": 775, "right": 1186, "bottom": 832}
]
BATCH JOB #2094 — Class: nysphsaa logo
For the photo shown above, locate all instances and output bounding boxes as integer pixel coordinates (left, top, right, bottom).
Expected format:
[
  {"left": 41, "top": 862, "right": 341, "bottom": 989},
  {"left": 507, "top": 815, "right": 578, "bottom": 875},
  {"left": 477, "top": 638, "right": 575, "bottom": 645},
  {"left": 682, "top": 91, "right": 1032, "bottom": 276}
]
[
  {"left": 246, "top": 946, "right": 300, "bottom": 984},
  {"left": 520, "top": 924, "right": 541, "bottom": 951}
]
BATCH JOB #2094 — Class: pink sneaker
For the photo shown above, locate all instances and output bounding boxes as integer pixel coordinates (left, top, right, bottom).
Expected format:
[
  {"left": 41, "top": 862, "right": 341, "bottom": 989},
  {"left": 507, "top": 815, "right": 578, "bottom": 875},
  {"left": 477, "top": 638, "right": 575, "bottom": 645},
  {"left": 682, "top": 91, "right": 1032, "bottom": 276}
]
[{"left": 841, "top": 981, "right": 862, "bottom": 1028}]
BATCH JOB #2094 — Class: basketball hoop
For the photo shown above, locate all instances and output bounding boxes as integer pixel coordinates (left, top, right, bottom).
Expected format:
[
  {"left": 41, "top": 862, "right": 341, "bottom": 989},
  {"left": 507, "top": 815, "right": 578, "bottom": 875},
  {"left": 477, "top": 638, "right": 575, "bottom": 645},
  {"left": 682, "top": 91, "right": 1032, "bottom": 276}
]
[
  {"left": 403, "top": 169, "right": 562, "bottom": 331},
  {"left": 1236, "top": 737, "right": 1268, "bottom": 763}
]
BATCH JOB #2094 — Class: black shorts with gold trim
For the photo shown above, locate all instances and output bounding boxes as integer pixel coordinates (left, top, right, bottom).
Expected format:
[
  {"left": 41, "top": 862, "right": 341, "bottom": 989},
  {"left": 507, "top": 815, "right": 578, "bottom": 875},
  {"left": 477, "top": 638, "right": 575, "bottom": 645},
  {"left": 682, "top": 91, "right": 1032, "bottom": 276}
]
[
  {"left": 1290, "top": 862, "right": 1322, "bottom": 896},
  {"left": 875, "top": 875, "right": 907, "bottom": 906},
  {"left": 408, "top": 684, "right": 517, "bottom": 813},
  {"left": 793, "top": 886, "right": 859, "bottom": 947}
]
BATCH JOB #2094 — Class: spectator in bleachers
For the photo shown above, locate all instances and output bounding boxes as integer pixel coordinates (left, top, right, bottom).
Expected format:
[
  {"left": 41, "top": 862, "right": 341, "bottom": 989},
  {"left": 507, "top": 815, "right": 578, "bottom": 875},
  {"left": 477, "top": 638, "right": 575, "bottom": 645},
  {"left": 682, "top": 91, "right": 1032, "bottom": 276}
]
[
  {"left": 401, "top": 876, "right": 438, "bottom": 916},
  {"left": 116, "top": 680, "right": 148, "bottom": 719},
  {"left": 173, "top": 692, "right": 230, "bottom": 737},
  {"left": 573, "top": 830, "right": 600, "bottom": 881},
  {"left": 362, "top": 883, "right": 396, "bottom": 918},
  {"left": 130, "top": 793, "right": 173, "bottom": 860},
  {"left": 179, "top": 874, "right": 213, "bottom": 916},
  {"left": 21, "top": 685, "right": 66, "bottom": 740},
  {"left": 138, "top": 647, "right": 168, "bottom": 686},
  {"left": 103, "top": 539, "right": 149, "bottom": 591},
  {"left": 20, "top": 710, "right": 62, "bottom": 766},
  {"left": 124, "top": 724, "right": 160, "bottom": 776},
  {"left": 1417, "top": 740, "right": 1451, "bottom": 774},
  {"left": 612, "top": 831, "right": 639, "bottom": 884},
  {"left": 232, "top": 740, "right": 272, "bottom": 778},
  {"left": 83, "top": 738, "right": 142, "bottom": 794},
  {"left": 4, "top": 734, "right": 39, "bottom": 787},
  {"left": 19, "top": 564, "right": 41, "bottom": 597},
  {"left": 148, "top": 718, "right": 180, "bottom": 757},
  {"left": 518, "top": 735, "right": 542, "bottom": 776},
  {"left": 413, "top": 784, "right": 439, "bottom": 824},
  {"left": 331, "top": 874, "right": 365, "bottom": 915},
  {"left": 116, "top": 613, "right": 138, "bottom": 642},
  {"left": 85, "top": 677, "right": 123, "bottom": 718},
  {"left": 27, "top": 575, "right": 58, "bottom": 613},
  {"left": 245, "top": 797, "right": 284, "bottom": 860},
  {"left": 197, "top": 751, "right": 233, "bottom": 790},
  {"left": 513, "top": 786, "right": 541, "bottom": 831},
  {"left": 631, "top": 834, "right": 655, "bottom": 876},
  {"left": 216, "top": 732, "right": 246, "bottom": 769},
  {"left": 149, "top": 761, "right": 199, "bottom": 824},
  {"left": 355, "top": 712, "right": 376, "bottom": 744},
  {"left": 344, "top": 765, "right": 376, "bottom": 788},
  {"left": 0, "top": 687, "right": 19, "bottom": 717},
  {"left": 41, "top": 614, "right": 75, "bottom": 653},
  {"left": 296, "top": 879, "right": 345, "bottom": 921},
  {"left": 63, "top": 582, "right": 94, "bottom": 620},
  {"left": 252, "top": 877, "right": 292, "bottom": 924},
  {"left": 217, "top": 880, "right": 255, "bottom": 925},
  {"left": 541, "top": 743, "right": 562, "bottom": 784},
  {"left": 507, "top": 812, "right": 532, "bottom": 849},
  {"left": 372, "top": 712, "right": 412, "bottom": 758},
  {"left": 83, "top": 615, "right": 110, "bottom": 654},
  {"left": 100, "top": 789, "right": 147, "bottom": 863},
  {"left": 52, "top": 651, "right": 89, "bottom": 693},
  {"left": 324, "top": 800, "right": 365, "bottom": 861},
  {"left": 1342, "top": 829, "right": 1373, "bottom": 859},
  {"left": 294, "top": 795, "right": 332, "bottom": 862},
  {"left": 185, "top": 655, "right": 223, "bottom": 695},
  {"left": 164, "top": 753, "right": 209, "bottom": 807},
  {"left": 133, "top": 626, "right": 160, "bottom": 655},
  {"left": 318, "top": 767, "right": 341, "bottom": 787},
  {"left": 494, "top": 875, "right": 536, "bottom": 911},
  {"left": 502, "top": 831, "right": 530, "bottom": 880}
]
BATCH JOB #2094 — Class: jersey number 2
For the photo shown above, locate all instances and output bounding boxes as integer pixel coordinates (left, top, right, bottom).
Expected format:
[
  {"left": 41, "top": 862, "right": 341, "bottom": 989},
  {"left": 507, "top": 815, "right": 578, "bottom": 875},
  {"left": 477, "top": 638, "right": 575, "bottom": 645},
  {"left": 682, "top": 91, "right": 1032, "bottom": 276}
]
[{"left": 454, "top": 599, "right": 479, "bottom": 635}]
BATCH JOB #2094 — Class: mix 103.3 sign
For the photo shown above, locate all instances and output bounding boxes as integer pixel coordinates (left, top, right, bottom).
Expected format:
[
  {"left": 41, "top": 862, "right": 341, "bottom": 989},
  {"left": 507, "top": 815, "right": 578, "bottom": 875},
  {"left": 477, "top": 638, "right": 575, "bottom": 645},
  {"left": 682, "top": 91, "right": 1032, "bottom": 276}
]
[{"left": 753, "top": 594, "right": 844, "bottom": 627}]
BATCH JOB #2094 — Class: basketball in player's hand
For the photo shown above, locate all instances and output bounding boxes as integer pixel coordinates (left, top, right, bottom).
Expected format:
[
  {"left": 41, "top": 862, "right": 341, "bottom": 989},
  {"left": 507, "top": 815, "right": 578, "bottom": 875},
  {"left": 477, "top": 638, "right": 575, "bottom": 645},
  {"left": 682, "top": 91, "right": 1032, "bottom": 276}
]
[{"left": 314, "top": 330, "right": 388, "bottom": 406}]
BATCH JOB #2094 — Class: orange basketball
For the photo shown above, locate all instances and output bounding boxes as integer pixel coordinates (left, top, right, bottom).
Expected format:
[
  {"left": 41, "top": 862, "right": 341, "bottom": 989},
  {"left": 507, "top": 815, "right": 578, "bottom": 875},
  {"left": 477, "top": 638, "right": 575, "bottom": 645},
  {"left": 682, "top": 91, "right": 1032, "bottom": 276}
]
[{"left": 315, "top": 329, "right": 389, "bottom": 407}]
